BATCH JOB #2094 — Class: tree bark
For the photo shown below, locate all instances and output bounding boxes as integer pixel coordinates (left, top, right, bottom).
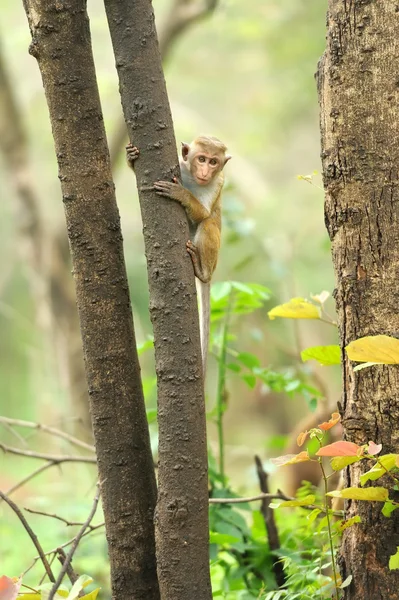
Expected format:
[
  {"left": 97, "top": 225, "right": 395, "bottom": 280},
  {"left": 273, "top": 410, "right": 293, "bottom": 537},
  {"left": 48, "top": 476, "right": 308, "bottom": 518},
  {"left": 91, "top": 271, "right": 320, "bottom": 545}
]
[
  {"left": 103, "top": 1, "right": 211, "bottom": 599},
  {"left": 21, "top": 3, "right": 159, "bottom": 599},
  {"left": 318, "top": 2, "right": 399, "bottom": 598}
]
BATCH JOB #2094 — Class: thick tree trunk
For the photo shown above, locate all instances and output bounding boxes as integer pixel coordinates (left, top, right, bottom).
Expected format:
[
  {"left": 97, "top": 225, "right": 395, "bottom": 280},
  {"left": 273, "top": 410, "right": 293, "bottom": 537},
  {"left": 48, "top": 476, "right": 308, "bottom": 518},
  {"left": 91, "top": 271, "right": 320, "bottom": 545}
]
[
  {"left": 21, "top": 2, "right": 159, "bottom": 599},
  {"left": 318, "top": 1, "right": 399, "bottom": 598},
  {"left": 103, "top": 1, "right": 211, "bottom": 599}
]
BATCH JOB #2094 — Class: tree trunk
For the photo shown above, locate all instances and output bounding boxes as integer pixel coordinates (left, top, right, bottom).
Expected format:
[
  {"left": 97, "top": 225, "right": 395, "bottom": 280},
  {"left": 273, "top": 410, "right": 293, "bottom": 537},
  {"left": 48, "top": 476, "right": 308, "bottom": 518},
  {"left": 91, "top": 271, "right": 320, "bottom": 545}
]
[
  {"left": 103, "top": 1, "right": 211, "bottom": 599},
  {"left": 21, "top": 2, "right": 159, "bottom": 599},
  {"left": 318, "top": 1, "right": 399, "bottom": 598}
]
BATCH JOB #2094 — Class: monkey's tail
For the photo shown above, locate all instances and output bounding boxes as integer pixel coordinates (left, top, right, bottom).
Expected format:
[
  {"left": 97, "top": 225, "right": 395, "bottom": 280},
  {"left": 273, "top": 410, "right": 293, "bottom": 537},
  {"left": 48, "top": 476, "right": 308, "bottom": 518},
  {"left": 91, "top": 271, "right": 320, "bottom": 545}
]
[{"left": 197, "top": 280, "right": 211, "bottom": 380}]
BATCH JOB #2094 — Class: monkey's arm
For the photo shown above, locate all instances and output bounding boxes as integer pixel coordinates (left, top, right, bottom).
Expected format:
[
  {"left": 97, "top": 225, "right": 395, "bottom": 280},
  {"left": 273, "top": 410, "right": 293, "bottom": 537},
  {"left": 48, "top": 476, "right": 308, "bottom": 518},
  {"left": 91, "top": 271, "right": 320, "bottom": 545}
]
[{"left": 154, "top": 180, "right": 210, "bottom": 224}]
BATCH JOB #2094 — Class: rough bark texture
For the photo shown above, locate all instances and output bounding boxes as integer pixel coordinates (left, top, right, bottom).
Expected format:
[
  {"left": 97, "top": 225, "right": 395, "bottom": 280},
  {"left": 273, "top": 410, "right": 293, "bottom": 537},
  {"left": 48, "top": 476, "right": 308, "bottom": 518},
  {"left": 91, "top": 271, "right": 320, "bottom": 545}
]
[
  {"left": 318, "top": 2, "right": 399, "bottom": 598},
  {"left": 103, "top": 1, "right": 211, "bottom": 599},
  {"left": 108, "top": 0, "right": 218, "bottom": 169},
  {"left": 21, "top": 3, "right": 159, "bottom": 599}
]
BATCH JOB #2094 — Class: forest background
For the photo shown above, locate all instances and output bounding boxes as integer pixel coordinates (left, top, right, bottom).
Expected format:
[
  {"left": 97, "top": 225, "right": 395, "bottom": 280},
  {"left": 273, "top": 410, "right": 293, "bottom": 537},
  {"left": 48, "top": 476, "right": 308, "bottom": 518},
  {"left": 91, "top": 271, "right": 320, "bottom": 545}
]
[{"left": 0, "top": 0, "right": 339, "bottom": 589}]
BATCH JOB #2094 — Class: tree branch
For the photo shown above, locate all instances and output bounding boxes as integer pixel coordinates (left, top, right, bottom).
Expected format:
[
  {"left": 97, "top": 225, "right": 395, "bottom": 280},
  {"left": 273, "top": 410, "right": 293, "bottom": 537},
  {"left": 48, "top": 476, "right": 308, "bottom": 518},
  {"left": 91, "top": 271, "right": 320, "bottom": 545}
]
[
  {"left": 109, "top": 0, "right": 219, "bottom": 169},
  {"left": 0, "top": 416, "right": 95, "bottom": 452},
  {"left": 0, "top": 490, "right": 56, "bottom": 583},
  {"left": 0, "top": 443, "right": 96, "bottom": 464},
  {"left": 48, "top": 486, "right": 100, "bottom": 600}
]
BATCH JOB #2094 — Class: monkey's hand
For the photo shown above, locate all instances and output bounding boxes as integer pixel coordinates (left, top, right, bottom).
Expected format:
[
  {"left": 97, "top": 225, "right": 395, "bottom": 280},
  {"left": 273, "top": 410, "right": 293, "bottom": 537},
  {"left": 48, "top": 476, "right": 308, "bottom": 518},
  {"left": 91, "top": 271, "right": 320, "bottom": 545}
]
[
  {"left": 153, "top": 179, "right": 185, "bottom": 202},
  {"left": 126, "top": 143, "right": 140, "bottom": 170}
]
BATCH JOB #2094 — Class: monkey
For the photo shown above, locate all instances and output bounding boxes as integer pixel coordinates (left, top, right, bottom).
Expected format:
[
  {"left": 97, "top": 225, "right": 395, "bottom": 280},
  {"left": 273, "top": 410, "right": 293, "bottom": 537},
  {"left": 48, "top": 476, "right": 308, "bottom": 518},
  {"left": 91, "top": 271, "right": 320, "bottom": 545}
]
[{"left": 126, "top": 136, "right": 231, "bottom": 377}]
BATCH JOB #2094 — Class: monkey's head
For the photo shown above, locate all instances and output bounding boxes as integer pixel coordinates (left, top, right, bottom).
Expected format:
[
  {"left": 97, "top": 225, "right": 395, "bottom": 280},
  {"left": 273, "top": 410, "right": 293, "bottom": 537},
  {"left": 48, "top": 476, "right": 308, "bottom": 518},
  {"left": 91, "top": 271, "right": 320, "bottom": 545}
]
[{"left": 181, "top": 135, "right": 231, "bottom": 186}]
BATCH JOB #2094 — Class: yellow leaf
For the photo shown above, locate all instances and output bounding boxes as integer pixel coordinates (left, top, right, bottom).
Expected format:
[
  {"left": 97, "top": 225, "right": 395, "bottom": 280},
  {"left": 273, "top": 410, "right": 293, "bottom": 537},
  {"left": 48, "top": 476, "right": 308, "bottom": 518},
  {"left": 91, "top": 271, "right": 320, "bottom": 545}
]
[
  {"left": 336, "top": 515, "right": 361, "bottom": 532},
  {"left": 346, "top": 335, "right": 399, "bottom": 364},
  {"left": 81, "top": 589, "right": 101, "bottom": 600},
  {"left": 297, "top": 431, "right": 309, "bottom": 447},
  {"left": 268, "top": 298, "right": 320, "bottom": 321},
  {"left": 276, "top": 494, "right": 316, "bottom": 507},
  {"left": 270, "top": 451, "right": 311, "bottom": 467},
  {"left": 327, "top": 486, "right": 389, "bottom": 502}
]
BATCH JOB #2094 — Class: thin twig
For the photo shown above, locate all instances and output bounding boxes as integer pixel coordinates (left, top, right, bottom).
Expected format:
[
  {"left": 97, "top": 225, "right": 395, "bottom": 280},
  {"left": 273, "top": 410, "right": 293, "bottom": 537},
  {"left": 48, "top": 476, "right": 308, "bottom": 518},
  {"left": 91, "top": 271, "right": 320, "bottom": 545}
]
[
  {"left": 0, "top": 443, "right": 96, "bottom": 464},
  {"left": 25, "top": 507, "right": 98, "bottom": 530},
  {"left": 0, "top": 490, "right": 56, "bottom": 583},
  {"left": 48, "top": 485, "right": 101, "bottom": 600},
  {"left": 209, "top": 491, "right": 343, "bottom": 517},
  {"left": 5, "top": 462, "right": 57, "bottom": 496},
  {"left": 209, "top": 492, "right": 292, "bottom": 505},
  {"left": 255, "top": 456, "right": 286, "bottom": 587},
  {"left": 0, "top": 417, "right": 95, "bottom": 452}
]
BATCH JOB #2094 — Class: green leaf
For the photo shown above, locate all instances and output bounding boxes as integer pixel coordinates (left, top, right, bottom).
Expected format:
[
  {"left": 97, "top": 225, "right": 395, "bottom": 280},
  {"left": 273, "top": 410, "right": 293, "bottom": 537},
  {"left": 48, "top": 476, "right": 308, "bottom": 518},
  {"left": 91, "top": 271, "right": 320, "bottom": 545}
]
[
  {"left": 327, "top": 486, "right": 389, "bottom": 502},
  {"left": 226, "top": 362, "right": 241, "bottom": 373},
  {"left": 236, "top": 352, "right": 260, "bottom": 369},
  {"left": 307, "top": 508, "right": 321, "bottom": 523},
  {"left": 382, "top": 501, "right": 399, "bottom": 518},
  {"left": 241, "top": 374, "right": 256, "bottom": 388},
  {"left": 389, "top": 547, "right": 399, "bottom": 570},
  {"left": 137, "top": 338, "right": 154, "bottom": 356},
  {"left": 268, "top": 297, "right": 321, "bottom": 320},
  {"left": 146, "top": 408, "right": 157, "bottom": 424},
  {"left": 346, "top": 335, "right": 399, "bottom": 364},
  {"left": 360, "top": 454, "right": 398, "bottom": 485},
  {"left": 301, "top": 345, "right": 341, "bottom": 366},
  {"left": 209, "top": 531, "right": 240, "bottom": 545},
  {"left": 331, "top": 456, "right": 362, "bottom": 471}
]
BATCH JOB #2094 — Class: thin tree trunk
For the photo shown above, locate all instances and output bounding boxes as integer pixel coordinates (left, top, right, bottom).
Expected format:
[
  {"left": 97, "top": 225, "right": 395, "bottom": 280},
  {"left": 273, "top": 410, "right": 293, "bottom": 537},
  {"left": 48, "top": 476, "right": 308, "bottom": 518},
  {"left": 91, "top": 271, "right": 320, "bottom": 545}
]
[
  {"left": 21, "top": 3, "right": 159, "bottom": 599},
  {"left": 318, "top": 2, "right": 399, "bottom": 598},
  {"left": 103, "top": 1, "right": 211, "bottom": 599}
]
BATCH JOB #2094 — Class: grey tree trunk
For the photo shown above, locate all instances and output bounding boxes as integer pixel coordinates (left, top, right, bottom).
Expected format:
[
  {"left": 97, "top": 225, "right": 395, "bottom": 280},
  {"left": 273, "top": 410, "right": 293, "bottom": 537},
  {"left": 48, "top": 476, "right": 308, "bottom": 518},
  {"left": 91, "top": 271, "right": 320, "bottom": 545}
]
[
  {"left": 21, "top": 2, "right": 159, "bottom": 599},
  {"left": 318, "top": 1, "right": 399, "bottom": 598},
  {"left": 103, "top": 1, "right": 212, "bottom": 598}
]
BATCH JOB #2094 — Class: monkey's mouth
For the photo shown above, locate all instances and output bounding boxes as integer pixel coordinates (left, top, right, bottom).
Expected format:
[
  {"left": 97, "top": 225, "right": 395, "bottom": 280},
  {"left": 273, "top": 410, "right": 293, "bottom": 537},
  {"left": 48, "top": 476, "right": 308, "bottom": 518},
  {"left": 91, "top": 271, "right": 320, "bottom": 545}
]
[{"left": 197, "top": 178, "right": 209, "bottom": 184}]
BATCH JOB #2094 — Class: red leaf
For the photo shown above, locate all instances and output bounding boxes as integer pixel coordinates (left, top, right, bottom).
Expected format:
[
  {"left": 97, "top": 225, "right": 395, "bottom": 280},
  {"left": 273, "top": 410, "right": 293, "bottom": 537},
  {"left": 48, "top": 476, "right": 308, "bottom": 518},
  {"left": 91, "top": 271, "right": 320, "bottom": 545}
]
[
  {"left": 0, "top": 576, "right": 22, "bottom": 600},
  {"left": 316, "top": 441, "right": 361, "bottom": 457},
  {"left": 318, "top": 411, "right": 340, "bottom": 431}
]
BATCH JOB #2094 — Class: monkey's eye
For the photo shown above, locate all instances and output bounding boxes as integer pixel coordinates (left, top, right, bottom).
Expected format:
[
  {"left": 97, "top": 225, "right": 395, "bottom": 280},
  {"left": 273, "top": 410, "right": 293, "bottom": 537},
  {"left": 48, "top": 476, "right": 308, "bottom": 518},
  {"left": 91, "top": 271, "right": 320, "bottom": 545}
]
[
  {"left": 198, "top": 156, "right": 206, "bottom": 163},
  {"left": 210, "top": 158, "right": 218, "bottom": 166}
]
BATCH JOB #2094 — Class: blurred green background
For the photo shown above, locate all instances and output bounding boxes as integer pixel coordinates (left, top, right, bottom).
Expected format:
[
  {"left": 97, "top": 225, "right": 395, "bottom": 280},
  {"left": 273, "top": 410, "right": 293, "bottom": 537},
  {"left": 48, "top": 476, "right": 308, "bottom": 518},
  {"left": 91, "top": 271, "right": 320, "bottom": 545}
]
[{"left": 0, "top": 0, "right": 340, "bottom": 590}]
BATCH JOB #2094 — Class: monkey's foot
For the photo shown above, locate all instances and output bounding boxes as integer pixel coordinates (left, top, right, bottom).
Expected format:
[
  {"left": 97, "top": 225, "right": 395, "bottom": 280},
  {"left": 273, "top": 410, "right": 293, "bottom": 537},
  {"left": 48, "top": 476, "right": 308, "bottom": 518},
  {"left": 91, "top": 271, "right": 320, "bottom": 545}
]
[
  {"left": 186, "top": 240, "right": 199, "bottom": 265},
  {"left": 126, "top": 143, "right": 139, "bottom": 165}
]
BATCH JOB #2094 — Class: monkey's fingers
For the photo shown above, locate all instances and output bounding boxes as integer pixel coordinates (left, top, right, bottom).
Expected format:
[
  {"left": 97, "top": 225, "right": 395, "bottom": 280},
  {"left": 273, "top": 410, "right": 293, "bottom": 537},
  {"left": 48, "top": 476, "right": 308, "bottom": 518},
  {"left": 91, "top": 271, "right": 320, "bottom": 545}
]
[
  {"left": 126, "top": 145, "right": 140, "bottom": 161},
  {"left": 153, "top": 180, "right": 178, "bottom": 196}
]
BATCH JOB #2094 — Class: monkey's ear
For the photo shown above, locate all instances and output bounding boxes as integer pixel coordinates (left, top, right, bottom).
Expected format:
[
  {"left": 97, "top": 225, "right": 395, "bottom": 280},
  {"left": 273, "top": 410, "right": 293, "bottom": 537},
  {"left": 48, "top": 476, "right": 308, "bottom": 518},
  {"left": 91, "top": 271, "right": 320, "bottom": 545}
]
[
  {"left": 224, "top": 154, "right": 232, "bottom": 166},
  {"left": 181, "top": 142, "right": 190, "bottom": 161}
]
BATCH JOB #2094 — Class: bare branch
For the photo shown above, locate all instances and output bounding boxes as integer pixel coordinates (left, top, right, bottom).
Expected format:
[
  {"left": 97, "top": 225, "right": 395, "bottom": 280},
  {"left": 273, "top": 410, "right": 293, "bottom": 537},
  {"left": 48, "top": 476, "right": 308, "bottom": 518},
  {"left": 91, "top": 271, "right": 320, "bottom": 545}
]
[
  {"left": 255, "top": 455, "right": 285, "bottom": 587},
  {"left": 48, "top": 485, "right": 101, "bottom": 600},
  {"left": 0, "top": 443, "right": 96, "bottom": 464},
  {"left": 5, "top": 461, "right": 56, "bottom": 496},
  {"left": 0, "top": 416, "right": 95, "bottom": 452},
  {"left": 25, "top": 507, "right": 99, "bottom": 531},
  {"left": 0, "top": 490, "right": 56, "bottom": 583}
]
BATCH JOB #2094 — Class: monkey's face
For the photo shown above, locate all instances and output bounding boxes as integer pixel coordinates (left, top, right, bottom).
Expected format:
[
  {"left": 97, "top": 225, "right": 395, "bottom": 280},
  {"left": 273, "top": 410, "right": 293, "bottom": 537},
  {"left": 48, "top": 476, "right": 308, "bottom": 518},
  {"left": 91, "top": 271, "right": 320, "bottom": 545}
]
[{"left": 191, "top": 152, "right": 222, "bottom": 185}]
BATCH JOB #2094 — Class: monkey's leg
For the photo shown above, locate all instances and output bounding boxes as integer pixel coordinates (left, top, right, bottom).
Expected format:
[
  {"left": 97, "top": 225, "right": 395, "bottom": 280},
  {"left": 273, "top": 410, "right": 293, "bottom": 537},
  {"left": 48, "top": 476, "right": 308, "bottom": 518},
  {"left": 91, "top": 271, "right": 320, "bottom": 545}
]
[{"left": 186, "top": 240, "right": 209, "bottom": 283}]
